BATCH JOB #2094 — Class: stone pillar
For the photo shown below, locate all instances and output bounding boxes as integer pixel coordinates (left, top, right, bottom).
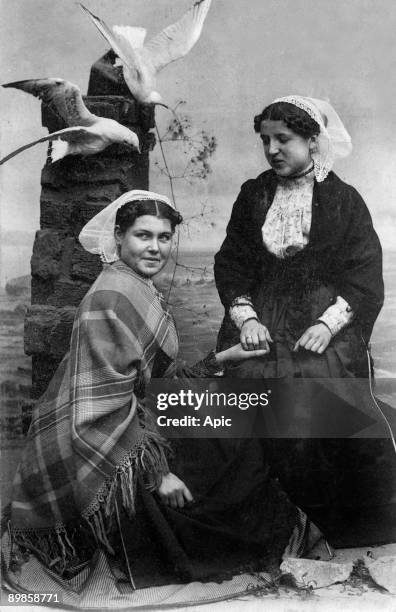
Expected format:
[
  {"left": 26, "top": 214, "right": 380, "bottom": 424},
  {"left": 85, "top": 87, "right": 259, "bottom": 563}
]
[{"left": 24, "top": 55, "right": 155, "bottom": 400}]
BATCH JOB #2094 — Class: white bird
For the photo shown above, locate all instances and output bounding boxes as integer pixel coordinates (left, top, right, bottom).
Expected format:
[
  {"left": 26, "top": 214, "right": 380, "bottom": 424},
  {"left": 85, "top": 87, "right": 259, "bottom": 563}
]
[
  {"left": 0, "top": 78, "right": 140, "bottom": 165},
  {"left": 80, "top": 0, "right": 212, "bottom": 105}
]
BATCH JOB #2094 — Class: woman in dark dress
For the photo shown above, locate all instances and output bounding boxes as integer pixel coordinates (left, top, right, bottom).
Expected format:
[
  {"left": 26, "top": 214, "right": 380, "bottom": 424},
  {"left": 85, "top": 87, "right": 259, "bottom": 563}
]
[
  {"left": 4, "top": 189, "right": 323, "bottom": 601},
  {"left": 215, "top": 95, "right": 383, "bottom": 372},
  {"left": 214, "top": 96, "right": 393, "bottom": 544}
]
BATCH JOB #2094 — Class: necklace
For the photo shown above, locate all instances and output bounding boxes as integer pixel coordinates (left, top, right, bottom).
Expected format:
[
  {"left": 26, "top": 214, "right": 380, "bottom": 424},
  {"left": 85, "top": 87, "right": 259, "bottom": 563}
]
[{"left": 283, "top": 164, "right": 314, "bottom": 180}]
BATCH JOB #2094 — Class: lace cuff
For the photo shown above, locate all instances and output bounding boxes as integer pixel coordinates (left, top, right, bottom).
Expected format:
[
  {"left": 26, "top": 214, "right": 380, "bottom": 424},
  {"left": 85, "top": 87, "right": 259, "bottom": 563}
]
[
  {"left": 229, "top": 295, "right": 259, "bottom": 331},
  {"left": 317, "top": 296, "right": 354, "bottom": 336},
  {"left": 175, "top": 351, "right": 223, "bottom": 378}
]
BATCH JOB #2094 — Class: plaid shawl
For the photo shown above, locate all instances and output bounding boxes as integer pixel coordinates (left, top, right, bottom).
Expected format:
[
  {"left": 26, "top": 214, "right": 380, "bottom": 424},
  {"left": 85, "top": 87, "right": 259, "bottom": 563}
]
[{"left": 10, "top": 261, "right": 178, "bottom": 574}]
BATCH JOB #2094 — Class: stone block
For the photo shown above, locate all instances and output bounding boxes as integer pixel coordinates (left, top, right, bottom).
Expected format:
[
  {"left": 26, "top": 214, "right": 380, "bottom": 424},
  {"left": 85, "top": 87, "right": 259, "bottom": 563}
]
[
  {"left": 124, "top": 151, "right": 151, "bottom": 190},
  {"left": 88, "top": 51, "right": 133, "bottom": 97},
  {"left": 31, "top": 276, "right": 55, "bottom": 304},
  {"left": 24, "top": 305, "right": 75, "bottom": 357},
  {"left": 31, "top": 229, "right": 66, "bottom": 279},
  {"left": 70, "top": 199, "right": 116, "bottom": 237},
  {"left": 138, "top": 104, "right": 156, "bottom": 132},
  {"left": 40, "top": 184, "right": 123, "bottom": 233},
  {"left": 280, "top": 558, "right": 353, "bottom": 589},
  {"left": 71, "top": 243, "right": 103, "bottom": 284},
  {"left": 25, "top": 305, "right": 58, "bottom": 354},
  {"left": 41, "top": 154, "right": 138, "bottom": 188},
  {"left": 141, "top": 132, "right": 156, "bottom": 153},
  {"left": 40, "top": 195, "right": 73, "bottom": 232},
  {"left": 48, "top": 278, "right": 91, "bottom": 307},
  {"left": 87, "top": 96, "right": 140, "bottom": 124},
  {"left": 59, "top": 237, "right": 77, "bottom": 277},
  {"left": 42, "top": 95, "right": 141, "bottom": 131},
  {"left": 49, "top": 308, "right": 76, "bottom": 353}
]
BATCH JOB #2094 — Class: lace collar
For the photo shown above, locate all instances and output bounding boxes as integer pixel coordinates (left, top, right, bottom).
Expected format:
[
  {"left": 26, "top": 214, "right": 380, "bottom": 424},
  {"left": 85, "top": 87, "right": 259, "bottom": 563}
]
[{"left": 276, "top": 166, "right": 315, "bottom": 190}]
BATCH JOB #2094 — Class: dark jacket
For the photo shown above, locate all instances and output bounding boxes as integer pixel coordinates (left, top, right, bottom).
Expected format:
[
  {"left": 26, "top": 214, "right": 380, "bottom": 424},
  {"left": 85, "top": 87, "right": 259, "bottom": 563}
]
[{"left": 214, "top": 170, "right": 384, "bottom": 342}]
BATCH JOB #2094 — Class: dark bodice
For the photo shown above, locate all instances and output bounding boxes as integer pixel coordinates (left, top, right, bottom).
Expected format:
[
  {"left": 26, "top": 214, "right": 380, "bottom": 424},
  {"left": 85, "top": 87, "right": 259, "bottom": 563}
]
[{"left": 214, "top": 170, "right": 384, "bottom": 341}]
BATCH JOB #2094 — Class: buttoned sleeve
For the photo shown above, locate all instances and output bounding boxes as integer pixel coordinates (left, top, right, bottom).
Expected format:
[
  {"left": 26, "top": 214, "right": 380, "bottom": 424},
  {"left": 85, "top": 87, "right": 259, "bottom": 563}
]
[{"left": 317, "top": 295, "right": 354, "bottom": 336}]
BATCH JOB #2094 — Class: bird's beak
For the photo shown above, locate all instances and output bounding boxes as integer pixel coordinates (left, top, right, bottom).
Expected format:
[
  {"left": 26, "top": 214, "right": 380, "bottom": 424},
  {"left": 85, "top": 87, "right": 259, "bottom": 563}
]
[
  {"left": 124, "top": 141, "right": 141, "bottom": 154},
  {"left": 155, "top": 102, "right": 170, "bottom": 110}
]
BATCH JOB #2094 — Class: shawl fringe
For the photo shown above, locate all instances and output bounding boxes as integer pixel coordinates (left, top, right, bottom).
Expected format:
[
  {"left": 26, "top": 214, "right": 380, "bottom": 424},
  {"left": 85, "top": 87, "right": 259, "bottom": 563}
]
[{"left": 9, "top": 429, "right": 170, "bottom": 576}]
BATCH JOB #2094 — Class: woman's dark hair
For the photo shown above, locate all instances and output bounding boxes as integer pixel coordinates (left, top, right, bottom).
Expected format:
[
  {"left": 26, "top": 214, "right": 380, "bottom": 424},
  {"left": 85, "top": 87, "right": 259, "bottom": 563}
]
[
  {"left": 115, "top": 199, "right": 183, "bottom": 233},
  {"left": 254, "top": 102, "right": 321, "bottom": 139}
]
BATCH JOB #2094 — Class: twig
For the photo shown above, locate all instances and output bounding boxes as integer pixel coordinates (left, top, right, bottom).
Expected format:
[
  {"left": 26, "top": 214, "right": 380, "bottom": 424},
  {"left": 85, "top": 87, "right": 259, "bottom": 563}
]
[
  {"left": 153, "top": 103, "right": 217, "bottom": 303},
  {"left": 174, "top": 261, "right": 209, "bottom": 273},
  {"left": 154, "top": 118, "right": 180, "bottom": 303}
]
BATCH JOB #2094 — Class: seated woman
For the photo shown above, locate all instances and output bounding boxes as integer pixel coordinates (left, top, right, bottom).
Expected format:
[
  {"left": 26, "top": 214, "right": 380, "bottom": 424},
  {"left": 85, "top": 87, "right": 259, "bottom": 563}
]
[
  {"left": 5, "top": 189, "right": 323, "bottom": 593},
  {"left": 215, "top": 95, "right": 383, "bottom": 372},
  {"left": 214, "top": 97, "right": 394, "bottom": 543}
]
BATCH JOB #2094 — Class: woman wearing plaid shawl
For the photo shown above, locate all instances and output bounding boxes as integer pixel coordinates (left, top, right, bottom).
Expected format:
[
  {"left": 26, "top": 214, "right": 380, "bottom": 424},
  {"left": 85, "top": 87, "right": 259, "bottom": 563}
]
[{"left": 6, "top": 190, "right": 323, "bottom": 589}]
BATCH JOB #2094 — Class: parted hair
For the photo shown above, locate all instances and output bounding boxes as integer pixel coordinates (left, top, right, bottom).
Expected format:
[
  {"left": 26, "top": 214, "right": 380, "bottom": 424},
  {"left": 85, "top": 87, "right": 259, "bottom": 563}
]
[
  {"left": 254, "top": 102, "right": 321, "bottom": 139},
  {"left": 116, "top": 199, "right": 183, "bottom": 233}
]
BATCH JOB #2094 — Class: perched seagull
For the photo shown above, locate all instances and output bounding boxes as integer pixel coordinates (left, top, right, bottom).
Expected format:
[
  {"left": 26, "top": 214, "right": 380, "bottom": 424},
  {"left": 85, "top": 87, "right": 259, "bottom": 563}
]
[
  {"left": 0, "top": 78, "right": 140, "bottom": 165},
  {"left": 80, "top": 0, "right": 212, "bottom": 106}
]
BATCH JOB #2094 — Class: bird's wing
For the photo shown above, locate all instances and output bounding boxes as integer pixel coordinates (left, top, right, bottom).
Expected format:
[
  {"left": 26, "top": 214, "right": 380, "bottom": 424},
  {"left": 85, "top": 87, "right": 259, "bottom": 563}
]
[
  {"left": 80, "top": 3, "right": 145, "bottom": 71},
  {"left": 112, "top": 26, "right": 147, "bottom": 50},
  {"left": 0, "top": 127, "right": 93, "bottom": 165},
  {"left": 143, "top": 0, "right": 212, "bottom": 73},
  {"left": 2, "top": 79, "right": 95, "bottom": 126}
]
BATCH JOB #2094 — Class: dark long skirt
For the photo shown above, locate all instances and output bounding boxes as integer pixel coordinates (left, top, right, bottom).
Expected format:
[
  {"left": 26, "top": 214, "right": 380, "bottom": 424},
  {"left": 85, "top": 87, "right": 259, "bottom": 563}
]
[
  {"left": 217, "top": 282, "right": 396, "bottom": 547},
  {"left": 114, "top": 438, "right": 320, "bottom": 587}
]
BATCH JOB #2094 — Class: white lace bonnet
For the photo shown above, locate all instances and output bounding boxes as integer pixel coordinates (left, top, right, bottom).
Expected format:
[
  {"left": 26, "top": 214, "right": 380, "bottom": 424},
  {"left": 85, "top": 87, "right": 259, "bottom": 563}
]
[
  {"left": 272, "top": 96, "right": 352, "bottom": 182},
  {"left": 79, "top": 189, "right": 176, "bottom": 263}
]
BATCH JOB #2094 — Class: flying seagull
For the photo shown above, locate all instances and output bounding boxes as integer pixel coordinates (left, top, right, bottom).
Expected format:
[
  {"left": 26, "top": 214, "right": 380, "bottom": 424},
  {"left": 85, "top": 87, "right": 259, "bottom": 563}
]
[
  {"left": 80, "top": 0, "right": 212, "bottom": 105},
  {"left": 0, "top": 78, "right": 140, "bottom": 165}
]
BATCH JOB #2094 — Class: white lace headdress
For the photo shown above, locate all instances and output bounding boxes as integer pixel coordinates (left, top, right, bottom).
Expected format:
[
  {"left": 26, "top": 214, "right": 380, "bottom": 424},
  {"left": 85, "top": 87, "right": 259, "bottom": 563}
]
[
  {"left": 79, "top": 189, "right": 176, "bottom": 263},
  {"left": 273, "top": 95, "right": 352, "bottom": 182}
]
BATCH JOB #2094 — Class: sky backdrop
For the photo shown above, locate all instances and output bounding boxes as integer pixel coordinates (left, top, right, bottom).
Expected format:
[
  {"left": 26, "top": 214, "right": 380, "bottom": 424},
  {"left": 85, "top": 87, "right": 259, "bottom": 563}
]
[{"left": 1, "top": 0, "right": 396, "bottom": 283}]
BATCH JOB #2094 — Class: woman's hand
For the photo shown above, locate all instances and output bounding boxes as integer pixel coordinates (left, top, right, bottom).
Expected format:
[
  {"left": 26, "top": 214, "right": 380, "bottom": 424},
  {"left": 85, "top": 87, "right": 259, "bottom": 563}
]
[
  {"left": 240, "top": 319, "right": 273, "bottom": 351},
  {"left": 216, "top": 342, "right": 269, "bottom": 363},
  {"left": 293, "top": 323, "right": 332, "bottom": 354},
  {"left": 157, "top": 472, "right": 193, "bottom": 509}
]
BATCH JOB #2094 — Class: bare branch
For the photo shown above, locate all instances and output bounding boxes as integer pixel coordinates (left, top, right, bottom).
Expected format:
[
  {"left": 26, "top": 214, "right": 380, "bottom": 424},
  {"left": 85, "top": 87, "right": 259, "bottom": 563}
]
[{"left": 153, "top": 101, "right": 217, "bottom": 303}]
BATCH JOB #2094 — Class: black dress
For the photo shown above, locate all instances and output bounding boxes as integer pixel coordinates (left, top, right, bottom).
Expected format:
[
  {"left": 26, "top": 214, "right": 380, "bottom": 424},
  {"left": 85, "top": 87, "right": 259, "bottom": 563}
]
[
  {"left": 214, "top": 170, "right": 396, "bottom": 547},
  {"left": 114, "top": 354, "right": 321, "bottom": 588},
  {"left": 215, "top": 169, "right": 384, "bottom": 363}
]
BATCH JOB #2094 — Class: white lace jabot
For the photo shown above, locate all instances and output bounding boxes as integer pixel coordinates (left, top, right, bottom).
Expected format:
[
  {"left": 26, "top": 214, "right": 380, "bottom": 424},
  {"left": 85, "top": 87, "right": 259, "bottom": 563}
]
[
  {"left": 229, "top": 168, "right": 355, "bottom": 335},
  {"left": 261, "top": 169, "right": 314, "bottom": 259}
]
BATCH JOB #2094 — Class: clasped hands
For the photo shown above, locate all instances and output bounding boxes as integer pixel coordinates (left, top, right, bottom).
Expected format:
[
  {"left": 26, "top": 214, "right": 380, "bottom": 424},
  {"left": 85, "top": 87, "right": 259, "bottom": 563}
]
[
  {"left": 157, "top": 321, "right": 332, "bottom": 508},
  {"left": 240, "top": 319, "right": 332, "bottom": 354}
]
